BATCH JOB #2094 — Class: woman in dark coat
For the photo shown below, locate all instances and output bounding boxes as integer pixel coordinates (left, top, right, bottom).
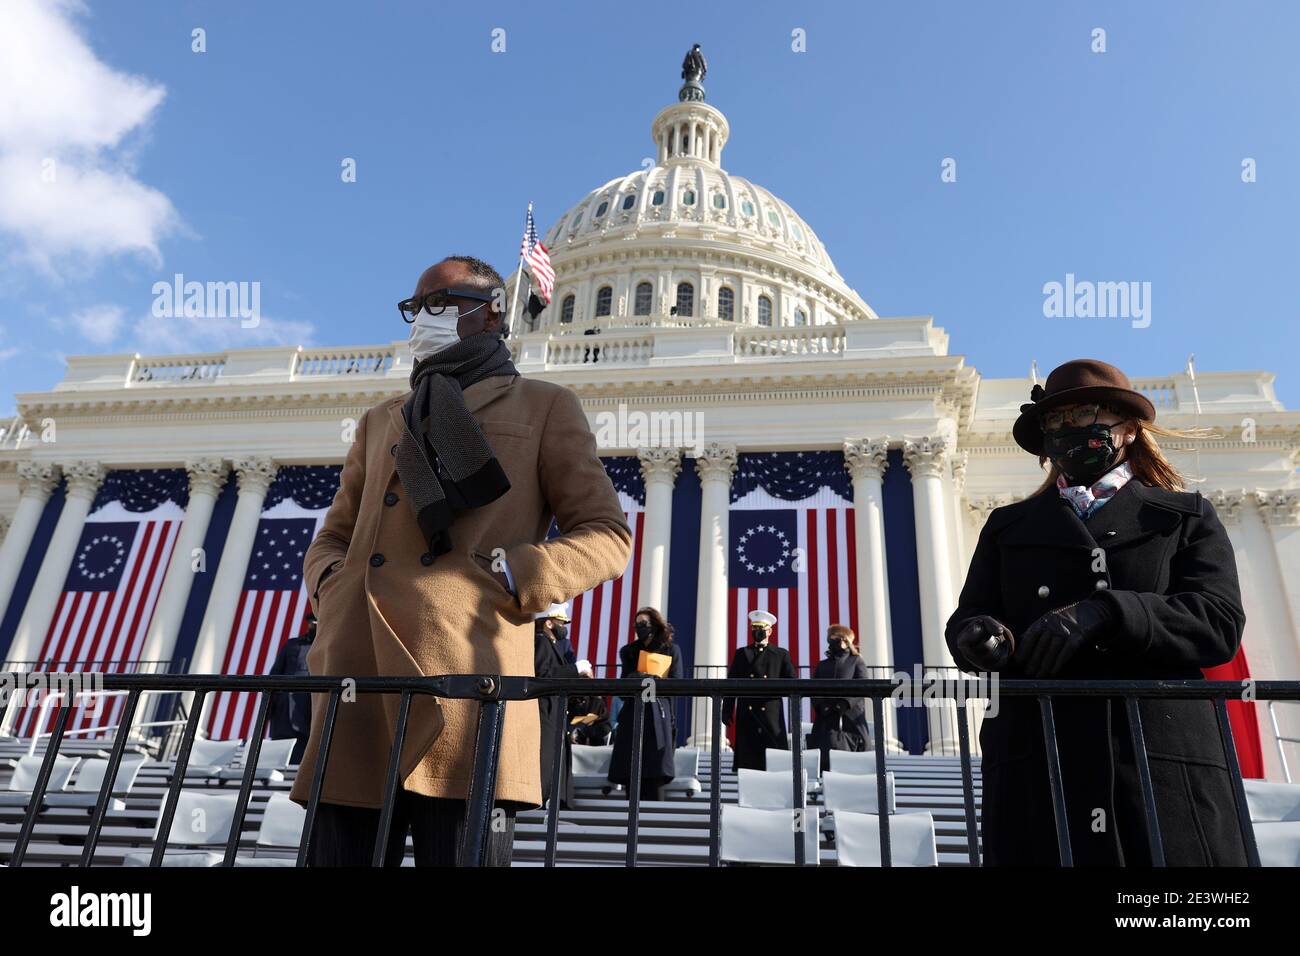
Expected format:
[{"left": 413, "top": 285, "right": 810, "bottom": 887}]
[
  {"left": 608, "top": 607, "right": 682, "bottom": 799},
  {"left": 946, "top": 358, "right": 1249, "bottom": 867},
  {"left": 809, "top": 624, "right": 872, "bottom": 771}
]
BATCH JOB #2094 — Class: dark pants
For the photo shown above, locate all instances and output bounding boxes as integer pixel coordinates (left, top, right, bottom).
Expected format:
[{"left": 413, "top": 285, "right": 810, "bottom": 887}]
[{"left": 307, "top": 789, "right": 516, "bottom": 867}]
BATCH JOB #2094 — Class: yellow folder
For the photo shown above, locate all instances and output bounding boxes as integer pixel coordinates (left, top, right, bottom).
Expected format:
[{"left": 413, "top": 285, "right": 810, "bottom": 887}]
[{"left": 637, "top": 650, "right": 673, "bottom": 678}]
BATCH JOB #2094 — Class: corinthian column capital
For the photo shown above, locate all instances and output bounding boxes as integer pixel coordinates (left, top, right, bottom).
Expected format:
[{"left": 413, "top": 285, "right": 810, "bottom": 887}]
[
  {"left": 842, "top": 439, "right": 889, "bottom": 481},
  {"left": 638, "top": 447, "right": 682, "bottom": 486},
  {"left": 901, "top": 436, "right": 949, "bottom": 479},
  {"left": 1207, "top": 489, "right": 1247, "bottom": 525},
  {"left": 1254, "top": 488, "right": 1300, "bottom": 527},
  {"left": 694, "top": 443, "right": 737, "bottom": 484},
  {"left": 62, "top": 460, "right": 107, "bottom": 502},
  {"left": 232, "top": 457, "right": 278, "bottom": 496},
  {"left": 186, "top": 457, "right": 229, "bottom": 498},
  {"left": 17, "top": 461, "right": 61, "bottom": 501}
]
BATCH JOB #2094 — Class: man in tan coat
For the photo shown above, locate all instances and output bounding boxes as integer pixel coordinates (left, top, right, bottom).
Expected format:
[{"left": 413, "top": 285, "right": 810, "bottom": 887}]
[{"left": 289, "top": 255, "right": 631, "bottom": 866}]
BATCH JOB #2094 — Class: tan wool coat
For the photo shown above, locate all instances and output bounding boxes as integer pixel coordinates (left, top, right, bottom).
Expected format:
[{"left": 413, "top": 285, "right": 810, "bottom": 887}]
[{"left": 287, "top": 373, "right": 631, "bottom": 810}]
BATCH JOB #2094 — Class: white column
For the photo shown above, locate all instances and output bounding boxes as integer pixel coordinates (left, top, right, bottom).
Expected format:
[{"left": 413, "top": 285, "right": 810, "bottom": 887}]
[
  {"left": 903, "top": 437, "right": 959, "bottom": 753},
  {"left": 843, "top": 438, "right": 904, "bottom": 752},
  {"left": 0, "top": 462, "right": 61, "bottom": 639},
  {"left": 138, "top": 459, "right": 228, "bottom": 666},
  {"left": 636, "top": 447, "right": 681, "bottom": 616},
  {"left": 189, "top": 458, "right": 277, "bottom": 676},
  {"left": 6, "top": 461, "right": 106, "bottom": 665},
  {"left": 690, "top": 443, "right": 736, "bottom": 748},
  {"left": 1249, "top": 489, "right": 1300, "bottom": 780}
]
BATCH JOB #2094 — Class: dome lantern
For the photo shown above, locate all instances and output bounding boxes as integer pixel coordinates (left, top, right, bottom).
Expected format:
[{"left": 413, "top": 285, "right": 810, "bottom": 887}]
[{"left": 652, "top": 44, "right": 729, "bottom": 168}]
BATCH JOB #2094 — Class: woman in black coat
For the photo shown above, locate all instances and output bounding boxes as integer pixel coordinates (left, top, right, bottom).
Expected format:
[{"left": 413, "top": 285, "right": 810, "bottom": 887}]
[
  {"left": 809, "top": 624, "right": 872, "bottom": 772},
  {"left": 608, "top": 607, "right": 682, "bottom": 799},
  {"left": 946, "top": 359, "right": 1249, "bottom": 866}
]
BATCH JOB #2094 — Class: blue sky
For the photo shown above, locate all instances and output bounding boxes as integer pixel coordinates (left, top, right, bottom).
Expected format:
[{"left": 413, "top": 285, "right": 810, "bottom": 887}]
[{"left": 1, "top": 0, "right": 1297, "bottom": 415}]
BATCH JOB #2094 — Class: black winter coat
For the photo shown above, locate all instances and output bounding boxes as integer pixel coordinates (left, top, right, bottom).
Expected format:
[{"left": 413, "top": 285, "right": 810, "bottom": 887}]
[
  {"left": 534, "top": 633, "right": 581, "bottom": 804},
  {"left": 608, "top": 640, "right": 682, "bottom": 786},
  {"left": 723, "top": 643, "right": 796, "bottom": 771},
  {"left": 809, "top": 651, "right": 871, "bottom": 770},
  {"left": 946, "top": 480, "right": 1249, "bottom": 866}
]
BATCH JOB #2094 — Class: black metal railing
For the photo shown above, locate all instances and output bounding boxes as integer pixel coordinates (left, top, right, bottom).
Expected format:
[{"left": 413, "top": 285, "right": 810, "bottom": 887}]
[{"left": 1, "top": 671, "right": 1297, "bottom": 868}]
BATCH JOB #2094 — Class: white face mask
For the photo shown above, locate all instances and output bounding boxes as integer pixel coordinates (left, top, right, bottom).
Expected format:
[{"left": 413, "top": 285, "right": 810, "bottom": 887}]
[{"left": 408, "top": 304, "right": 483, "bottom": 361}]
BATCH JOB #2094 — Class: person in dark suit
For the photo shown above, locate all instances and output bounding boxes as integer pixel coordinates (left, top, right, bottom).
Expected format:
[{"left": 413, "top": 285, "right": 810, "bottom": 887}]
[
  {"left": 267, "top": 611, "right": 316, "bottom": 764},
  {"left": 809, "top": 624, "right": 871, "bottom": 771},
  {"left": 946, "top": 358, "right": 1249, "bottom": 866},
  {"left": 722, "top": 609, "right": 796, "bottom": 771},
  {"left": 608, "top": 606, "right": 682, "bottom": 799},
  {"left": 534, "top": 602, "right": 591, "bottom": 808},
  {"left": 567, "top": 693, "right": 612, "bottom": 747}
]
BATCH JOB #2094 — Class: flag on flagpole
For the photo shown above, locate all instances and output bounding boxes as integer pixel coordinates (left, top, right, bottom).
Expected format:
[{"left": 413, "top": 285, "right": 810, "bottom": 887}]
[{"left": 520, "top": 206, "right": 554, "bottom": 303}]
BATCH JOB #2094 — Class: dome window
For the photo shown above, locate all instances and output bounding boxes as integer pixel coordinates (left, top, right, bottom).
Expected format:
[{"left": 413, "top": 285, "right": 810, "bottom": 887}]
[
  {"left": 717, "top": 287, "right": 734, "bottom": 321},
  {"left": 561, "top": 295, "right": 575, "bottom": 324},
  {"left": 741, "top": 200, "right": 755, "bottom": 216},
  {"left": 794, "top": 308, "right": 808, "bottom": 326},
  {"left": 767, "top": 210, "right": 781, "bottom": 227},
  {"left": 682, "top": 190, "right": 696, "bottom": 206},
  {"left": 622, "top": 194, "right": 636, "bottom": 211},
  {"left": 675, "top": 282, "right": 694, "bottom": 317},
  {"left": 595, "top": 201, "right": 609, "bottom": 217},
  {"left": 634, "top": 282, "right": 653, "bottom": 316},
  {"left": 595, "top": 286, "right": 612, "bottom": 318},
  {"left": 712, "top": 193, "right": 726, "bottom": 209},
  {"left": 652, "top": 189, "right": 665, "bottom": 206},
  {"left": 791, "top": 222, "right": 803, "bottom": 240},
  {"left": 757, "top": 295, "right": 773, "bottom": 327}
]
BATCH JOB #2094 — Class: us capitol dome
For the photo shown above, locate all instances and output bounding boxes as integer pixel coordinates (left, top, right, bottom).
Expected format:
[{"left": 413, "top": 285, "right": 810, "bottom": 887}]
[{"left": 520, "top": 62, "right": 876, "bottom": 332}]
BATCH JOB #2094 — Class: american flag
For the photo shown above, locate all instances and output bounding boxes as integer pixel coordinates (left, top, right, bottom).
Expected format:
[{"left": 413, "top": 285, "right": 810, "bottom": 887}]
[
  {"left": 728, "top": 454, "right": 860, "bottom": 676},
  {"left": 206, "top": 466, "right": 339, "bottom": 741},
  {"left": 18, "top": 469, "right": 187, "bottom": 738},
  {"left": 558, "top": 458, "right": 644, "bottom": 677},
  {"left": 520, "top": 204, "right": 554, "bottom": 303}
]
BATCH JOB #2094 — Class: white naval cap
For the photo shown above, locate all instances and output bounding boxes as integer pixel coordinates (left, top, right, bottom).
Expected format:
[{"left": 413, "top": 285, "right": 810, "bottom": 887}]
[
  {"left": 748, "top": 609, "right": 777, "bottom": 627},
  {"left": 534, "top": 601, "right": 571, "bottom": 622}
]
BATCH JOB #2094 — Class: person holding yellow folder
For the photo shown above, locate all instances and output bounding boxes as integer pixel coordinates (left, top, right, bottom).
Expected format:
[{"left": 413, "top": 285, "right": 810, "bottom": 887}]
[{"left": 607, "top": 607, "right": 683, "bottom": 799}]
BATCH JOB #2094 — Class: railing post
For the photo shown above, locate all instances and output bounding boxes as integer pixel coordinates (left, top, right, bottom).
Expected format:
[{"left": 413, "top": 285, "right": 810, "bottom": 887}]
[
  {"left": 624, "top": 693, "right": 647, "bottom": 868},
  {"left": 872, "top": 695, "right": 892, "bottom": 867},
  {"left": 543, "top": 692, "right": 567, "bottom": 868},
  {"left": 1038, "top": 696, "right": 1073, "bottom": 866},
  {"left": 222, "top": 692, "right": 271, "bottom": 866},
  {"left": 80, "top": 689, "right": 142, "bottom": 866},
  {"left": 1214, "top": 696, "right": 1262, "bottom": 867},
  {"left": 372, "top": 690, "right": 413, "bottom": 867},
  {"left": 955, "top": 698, "right": 980, "bottom": 866},
  {"left": 789, "top": 694, "right": 807, "bottom": 866},
  {"left": 459, "top": 677, "right": 506, "bottom": 867},
  {"left": 709, "top": 693, "right": 723, "bottom": 867},
  {"left": 150, "top": 689, "right": 208, "bottom": 867},
  {"left": 296, "top": 688, "right": 342, "bottom": 867},
  {"left": 10, "top": 698, "right": 74, "bottom": 867},
  {"left": 1123, "top": 696, "right": 1165, "bottom": 866}
]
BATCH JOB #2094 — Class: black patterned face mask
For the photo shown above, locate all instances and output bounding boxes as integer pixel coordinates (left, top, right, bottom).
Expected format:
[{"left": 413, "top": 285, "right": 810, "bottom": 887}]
[{"left": 1043, "top": 423, "right": 1119, "bottom": 487}]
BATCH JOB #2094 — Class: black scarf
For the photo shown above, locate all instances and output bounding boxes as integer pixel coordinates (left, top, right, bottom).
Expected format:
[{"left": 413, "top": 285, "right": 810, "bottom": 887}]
[{"left": 394, "top": 332, "right": 517, "bottom": 560}]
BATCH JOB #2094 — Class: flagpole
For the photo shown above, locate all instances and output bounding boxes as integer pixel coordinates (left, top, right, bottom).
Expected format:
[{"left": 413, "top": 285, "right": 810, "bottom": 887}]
[{"left": 509, "top": 201, "right": 531, "bottom": 334}]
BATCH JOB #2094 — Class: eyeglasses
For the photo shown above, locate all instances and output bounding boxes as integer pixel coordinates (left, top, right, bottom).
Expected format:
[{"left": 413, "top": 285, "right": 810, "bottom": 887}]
[
  {"left": 398, "top": 287, "right": 495, "bottom": 324},
  {"left": 1040, "top": 403, "right": 1114, "bottom": 432}
]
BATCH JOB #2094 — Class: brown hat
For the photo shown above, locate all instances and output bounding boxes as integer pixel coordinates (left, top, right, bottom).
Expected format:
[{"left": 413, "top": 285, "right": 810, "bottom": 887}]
[{"left": 1012, "top": 358, "right": 1156, "bottom": 455}]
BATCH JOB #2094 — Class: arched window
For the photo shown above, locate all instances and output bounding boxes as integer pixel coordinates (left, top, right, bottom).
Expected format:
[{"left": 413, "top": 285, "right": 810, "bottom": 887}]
[
  {"left": 634, "top": 282, "right": 653, "bottom": 316},
  {"left": 794, "top": 308, "right": 808, "bottom": 326},
  {"left": 561, "top": 295, "right": 575, "bottom": 324},
  {"left": 675, "top": 282, "right": 694, "bottom": 317},
  {"left": 652, "top": 189, "right": 665, "bottom": 206},
  {"left": 717, "top": 287, "right": 734, "bottom": 321},
  {"left": 757, "top": 295, "right": 773, "bottom": 327},
  {"left": 741, "top": 200, "right": 755, "bottom": 216},
  {"left": 595, "top": 201, "right": 608, "bottom": 217},
  {"left": 712, "top": 193, "right": 726, "bottom": 209},
  {"left": 767, "top": 209, "right": 781, "bottom": 227},
  {"left": 682, "top": 190, "right": 696, "bottom": 206},
  {"left": 595, "top": 286, "right": 612, "bottom": 318},
  {"left": 622, "top": 194, "right": 636, "bottom": 210}
]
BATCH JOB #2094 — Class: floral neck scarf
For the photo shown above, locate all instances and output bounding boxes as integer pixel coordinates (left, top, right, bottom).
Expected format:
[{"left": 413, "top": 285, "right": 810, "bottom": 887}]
[{"left": 1057, "top": 460, "right": 1134, "bottom": 519}]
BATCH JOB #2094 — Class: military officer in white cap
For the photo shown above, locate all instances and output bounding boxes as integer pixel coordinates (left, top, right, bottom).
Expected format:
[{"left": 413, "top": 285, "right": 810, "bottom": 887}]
[
  {"left": 534, "top": 602, "right": 591, "bottom": 807},
  {"left": 722, "top": 609, "right": 796, "bottom": 771}
]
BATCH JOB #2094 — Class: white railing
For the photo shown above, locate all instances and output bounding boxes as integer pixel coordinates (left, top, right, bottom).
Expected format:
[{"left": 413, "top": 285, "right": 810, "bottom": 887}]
[
  {"left": 735, "top": 324, "right": 846, "bottom": 359},
  {"left": 546, "top": 332, "right": 655, "bottom": 366},
  {"left": 1131, "top": 377, "right": 1178, "bottom": 408},
  {"left": 293, "top": 346, "right": 395, "bottom": 378},
  {"left": 130, "top": 354, "right": 227, "bottom": 385},
  {"left": 0, "top": 416, "right": 32, "bottom": 451}
]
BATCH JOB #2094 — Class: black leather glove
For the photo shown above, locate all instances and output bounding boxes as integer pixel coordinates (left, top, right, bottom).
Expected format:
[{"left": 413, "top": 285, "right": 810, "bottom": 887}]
[
  {"left": 952, "top": 615, "right": 1014, "bottom": 672},
  {"left": 1014, "top": 599, "right": 1115, "bottom": 677}
]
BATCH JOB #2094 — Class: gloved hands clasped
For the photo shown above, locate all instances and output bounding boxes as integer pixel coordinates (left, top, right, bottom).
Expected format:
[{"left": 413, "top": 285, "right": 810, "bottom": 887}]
[{"left": 1013, "top": 598, "right": 1116, "bottom": 677}]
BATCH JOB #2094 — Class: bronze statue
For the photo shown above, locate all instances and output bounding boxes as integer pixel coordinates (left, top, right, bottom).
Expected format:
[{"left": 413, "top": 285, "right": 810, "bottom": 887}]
[{"left": 681, "top": 44, "right": 707, "bottom": 82}]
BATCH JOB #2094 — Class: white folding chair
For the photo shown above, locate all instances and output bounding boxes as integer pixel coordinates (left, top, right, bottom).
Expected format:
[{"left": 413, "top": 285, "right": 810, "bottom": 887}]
[
  {"left": 765, "top": 747, "right": 822, "bottom": 784},
  {"left": 1252, "top": 821, "right": 1300, "bottom": 866},
  {"left": 1244, "top": 780, "right": 1300, "bottom": 822},
  {"left": 237, "top": 792, "right": 307, "bottom": 866},
  {"left": 122, "top": 790, "right": 240, "bottom": 866},
  {"left": 829, "top": 750, "right": 879, "bottom": 775},
  {"left": 821, "top": 770, "right": 897, "bottom": 815},
  {"left": 664, "top": 748, "right": 702, "bottom": 797},
  {"left": 0, "top": 754, "right": 82, "bottom": 806},
  {"left": 571, "top": 744, "right": 614, "bottom": 791},
  {"left": 834, "top": 810, "right": 938, "bottom": 867},
  {"left": 179, "top": 738, "right": 242, "bottom": 777},
  {"left": 48, "top": 755, "right": 147, "bottom": 810},
  {"left": 737, "top": 768, "right": 809, "bottom": 810},
  {"left": 720, "top": 804, "right": 820, "bottom": 866},
  {"left": 218, "top": 737, "right": 297, "bottom": 783}
]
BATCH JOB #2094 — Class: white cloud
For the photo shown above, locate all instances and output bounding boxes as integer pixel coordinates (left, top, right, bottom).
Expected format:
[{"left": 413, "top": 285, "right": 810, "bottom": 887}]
[
  {"left": 56, "top": 303, "right": 127, "bottom": 346},
  {"left": 0, "top": 0, "right": 180, "bottom": 270}
]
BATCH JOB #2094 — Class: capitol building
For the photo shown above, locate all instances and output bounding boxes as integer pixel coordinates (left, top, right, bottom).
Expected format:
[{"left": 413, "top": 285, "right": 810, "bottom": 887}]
[{"left": 1, "top": 65, "right": 1298, "bottom": 780}]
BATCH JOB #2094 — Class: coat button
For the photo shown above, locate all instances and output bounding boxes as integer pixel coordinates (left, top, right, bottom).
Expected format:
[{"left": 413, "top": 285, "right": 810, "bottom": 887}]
[
  {"left": 390, "top": 444, "right": 398, "bottom": 456},
  {"left": 420, "top": 552, "right": 434, "bottom": 566},
  {"left": 1037, "top": 586, "right": 1050, "bottom": 599},
  {"left": 1104, "top": 530, "right": 1117, "bottom": 537},
  {"left": 384, "top": 492, "right": 399, "bottom": 506},
  {"left": 370, "top": 553, "right": 385, "bottom": 568},
  {"left": 1095, "top": 579, "right": 1109, "bottom": 590}
]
